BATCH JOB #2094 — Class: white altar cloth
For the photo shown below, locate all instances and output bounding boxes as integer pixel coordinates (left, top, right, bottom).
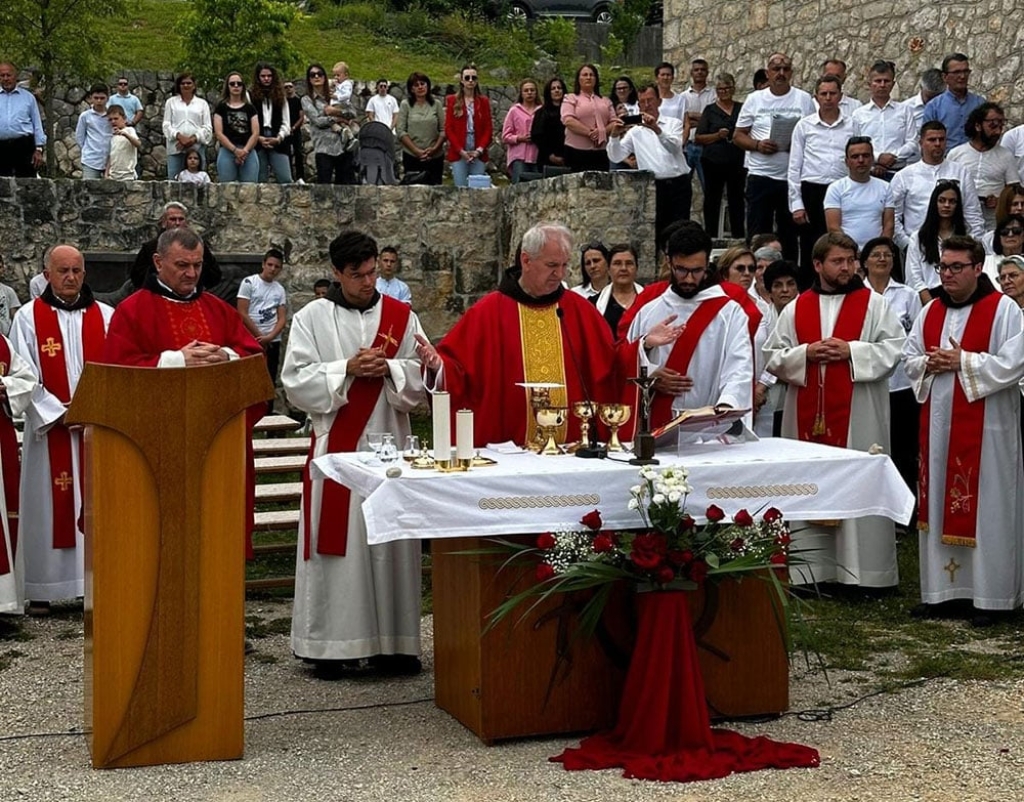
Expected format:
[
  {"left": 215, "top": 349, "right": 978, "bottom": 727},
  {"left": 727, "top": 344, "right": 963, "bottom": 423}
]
[{"left": 312, "top": 439, "right": 915, "bottom": 546}]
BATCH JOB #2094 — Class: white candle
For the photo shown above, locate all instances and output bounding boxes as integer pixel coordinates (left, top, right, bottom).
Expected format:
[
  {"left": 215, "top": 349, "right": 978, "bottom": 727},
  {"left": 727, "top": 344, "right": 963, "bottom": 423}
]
[
  {"left": 432, "top": 391, "right": 451, "bottom": 462},
  {"left": 456, "top": 409, "right": 474, "bottom": 460}
]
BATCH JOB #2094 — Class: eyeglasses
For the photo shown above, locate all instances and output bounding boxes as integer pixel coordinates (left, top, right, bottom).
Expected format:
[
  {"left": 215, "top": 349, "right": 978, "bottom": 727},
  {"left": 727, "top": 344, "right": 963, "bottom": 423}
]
[
  {"left": 730, "top": 263, "right": 756, "bottom": 273},
  {"left": 716, "top": 85, "right": 735, "bottom": 92},
  {"left": 1000, "top": 227, "right": 1024, "bottom": 237},
  {"left": 998, "top": 272, "right": 1024, "bottom": 283},
  {"left": 309, "top": 71, "right": 325, "bottom": 78},
  {"left": 672, "top": 266, "right": 706, "bottom": 278},
  {"left": 868, "top": 251, "right": 894, "bottom": 260},
  {"left": 935, "top": 178, "right": 960, "bottom": 189},
  {"left": 463, "top": 75, "right": 479, "bottom": 82},
  {"left": 982, "top": 118, "right": 1006, "bottom": 128},
  {"left": 228, "top": 81, "right": 244, "bottom": 87},
  {"left": 117, "top": 81, "right": 128, "bottom": 86},
  {"left": 934, "top": 261, "right": 977, "bottom": 274},
  {"left": 945, "top": 68, "right": 971, "bottom": 76}
]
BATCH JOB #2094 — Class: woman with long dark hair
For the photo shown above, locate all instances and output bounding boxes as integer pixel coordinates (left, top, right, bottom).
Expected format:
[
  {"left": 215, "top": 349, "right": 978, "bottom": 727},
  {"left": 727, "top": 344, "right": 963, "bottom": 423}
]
[
  {"left": 531, "top": 77, "right": 567, "bottom": 173},
  {"left": 905, "top": 179, "right": 967, "bottom": 301},
  {"left": 560, "top": 64, "right": 614, "bottom": 172},
  {"left": 301, "top": 63, "right": 353, "bottom": 184},
  {"left": 571, "top": 241, "right": 610, "bottom": 299},
  {"left": 250, "top": 62, "right": 293, "bottom": 183},
  {"left": 396, "top": 72, "right": 446, "bottom": 185},
  {"left": 445, "top": 64, "right": 493, "bottom": 187},
  {"left": 212, "top": 71, "right": 260, "bottom": 183}
]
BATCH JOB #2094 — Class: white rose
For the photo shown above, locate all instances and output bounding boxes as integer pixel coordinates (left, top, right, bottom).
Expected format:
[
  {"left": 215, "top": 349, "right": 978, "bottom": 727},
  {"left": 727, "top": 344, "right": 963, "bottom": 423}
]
[
  {"left": 652, "top": 493, "right": 666, "bottom": 505},
  {"left": 668, "top": 491, "right": 681, "bottom": 503},
  {"left": 628, "top": 498, "right": 639, "bottom": 510},
  {"left": 630, "top": 485, "right": 642, "bottom": 495}
]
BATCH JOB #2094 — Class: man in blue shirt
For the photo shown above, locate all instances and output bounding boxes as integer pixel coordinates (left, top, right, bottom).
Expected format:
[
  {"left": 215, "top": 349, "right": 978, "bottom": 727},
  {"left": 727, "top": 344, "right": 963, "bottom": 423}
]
[
  {"left": 75, "top": 84, "right": 112, "bottom": 179},
  {"left": 375, "top": 246, "right": 412, "bottom": 304},
  {"left": 922, "top": 53, "right": 984, "bottom": 152},
  {"left": 0, "top": 61, "right": 46, "bottom": 177},
  {"left": 109, "top": 77, "right": 143, "bottom": 127}
]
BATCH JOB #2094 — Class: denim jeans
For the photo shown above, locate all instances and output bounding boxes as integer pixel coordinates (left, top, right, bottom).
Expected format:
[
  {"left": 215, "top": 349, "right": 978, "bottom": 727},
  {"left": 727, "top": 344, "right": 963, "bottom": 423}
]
[
  {"left": 685, "top": 142, "right": 704, "bottom": 189},
  {"left": 257, "top": 148, "right": 293, "bottom": 183},
  {"left": 216, "top": 147, "right": 259, "bottom": 183},
  {"left": 450, "top": 156, "right": 486, "bottom": 187},
  {"left": 81, "top": 165, "right": 104, "bottom": 180}
]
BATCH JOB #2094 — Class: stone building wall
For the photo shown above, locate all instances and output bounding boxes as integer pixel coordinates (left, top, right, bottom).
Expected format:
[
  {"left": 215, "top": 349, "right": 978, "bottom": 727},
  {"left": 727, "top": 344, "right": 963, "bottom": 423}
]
[
  {"left": 0, "top": 173, "right": 655, "bottom": 339},
  {"left": 662, "top": 0, "right": 1023, "bottom": 119},
  {"left": 37, "top": 71, "right": 524, "bottom": 181}
]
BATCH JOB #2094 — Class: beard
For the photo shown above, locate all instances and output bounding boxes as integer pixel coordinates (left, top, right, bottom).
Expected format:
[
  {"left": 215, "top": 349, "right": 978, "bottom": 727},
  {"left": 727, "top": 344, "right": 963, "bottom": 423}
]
[{"left": 670, "top": 279, "right": 700, "bottom": 299}]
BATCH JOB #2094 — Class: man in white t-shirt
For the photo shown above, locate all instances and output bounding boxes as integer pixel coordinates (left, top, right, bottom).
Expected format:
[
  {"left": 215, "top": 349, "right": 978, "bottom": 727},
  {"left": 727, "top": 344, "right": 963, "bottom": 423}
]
[
  {"left": 733, "top": 52, "right": 815, "bottom": 267},
  {"left": 237, "top": 248, "right": 288, "bottom": 392},
  {"left": 654, "top": 61, "right": 686, "bottom": 122},
  {"left": 824, "top": 136, "right": 894, "bottom": 251},
  {"left": 365, "top": 80, "right": 400, "bottom": 131}
]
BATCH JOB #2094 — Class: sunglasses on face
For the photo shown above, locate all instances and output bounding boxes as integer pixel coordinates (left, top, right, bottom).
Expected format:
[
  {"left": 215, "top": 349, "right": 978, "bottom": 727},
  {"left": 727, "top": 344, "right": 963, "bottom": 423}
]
[
  {"left": 1000, "top": 227, "right": 1023, "bottom": 236},
  {"left": 463, "top": 75, "right": 478, "bottom": 82},
  {"left": 309, "top": 71, "right": 325, "bottom": 77},
  {"left": 228, "top": 81, "right": 244, "bottom": 87},
  {"left": 730, "top": 263, "right": 756, "bottom": 273}
]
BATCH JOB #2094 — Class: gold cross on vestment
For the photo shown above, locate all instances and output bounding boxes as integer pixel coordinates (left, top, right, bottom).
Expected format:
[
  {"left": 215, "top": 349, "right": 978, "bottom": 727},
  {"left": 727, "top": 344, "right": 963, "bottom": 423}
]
[
  {"left": 376, "top": 325, "right": 399, "bottom": 351},
  {"left": 54, "top": 471, "right": 73, "bottom": 491},
  {"left": 41, "top": 337, "right": 62, "bottom": 357},
  {"left": 0, "top": 364, "right": 6, "bottom": 376},
  {"left": 945, "top": 558, "right": 960, "bottom": 582}
]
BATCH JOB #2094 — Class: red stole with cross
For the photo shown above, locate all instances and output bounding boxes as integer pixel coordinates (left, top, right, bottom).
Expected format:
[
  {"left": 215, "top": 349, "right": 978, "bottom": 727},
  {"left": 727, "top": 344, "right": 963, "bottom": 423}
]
[
  {"left": 32, "top": 299, "right": 106, "bottom": 549},
  {"left": 917, "top": 292, "right": 1001, "bottom": 547},
  {"left": 648, "top": 294, "right": 732, "bottom": 429},
  {"left": 0, "top": 338, "right": 20, "bottom": 575},
  {"left": 302, "top": 297, "right": 412, "bottom": 558},
  {"left": 793, "top": 288, "right": 871, "bottom": 448}
]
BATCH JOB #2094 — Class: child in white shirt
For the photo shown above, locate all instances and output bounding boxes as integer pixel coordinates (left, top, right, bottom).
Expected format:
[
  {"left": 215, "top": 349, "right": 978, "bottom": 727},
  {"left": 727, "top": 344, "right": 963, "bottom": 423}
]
[
  {"left": 105, "top": 104, "right": 140, "bottom": 181},
  {"left": 176, "top": 148, "right": 212, "bottom": 184}
]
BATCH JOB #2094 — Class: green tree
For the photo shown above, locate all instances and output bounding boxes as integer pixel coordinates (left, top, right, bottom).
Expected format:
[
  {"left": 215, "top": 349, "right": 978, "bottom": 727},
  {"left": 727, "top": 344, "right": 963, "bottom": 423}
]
[
  {"left": 0, "top": 0, "right": 132, "bottom": 175},
  {"left": 176, "top": 0, "right": 300, "bottom": 90},
  {"left": 609, "top": 0, "right": 651, "bottom": 61}
]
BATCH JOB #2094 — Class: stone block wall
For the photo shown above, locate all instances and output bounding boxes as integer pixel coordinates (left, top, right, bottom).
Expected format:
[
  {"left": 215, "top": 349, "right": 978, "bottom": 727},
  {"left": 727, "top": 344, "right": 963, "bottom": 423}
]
[
  {"left": 36, "top": 70, "right": 526, "bottom": 181},
  {"left": 662, "top": 0, "right": 1023, "bottom": 119},
  {"left": 0, "top": 172, "right": 655, "bottom": 339}
]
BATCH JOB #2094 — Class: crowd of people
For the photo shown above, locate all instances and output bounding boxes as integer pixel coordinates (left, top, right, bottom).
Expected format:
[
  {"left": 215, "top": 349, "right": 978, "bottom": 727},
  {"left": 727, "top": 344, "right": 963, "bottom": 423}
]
[{"left": 1, "top": 46, "right": 1024, "bottom": 678}]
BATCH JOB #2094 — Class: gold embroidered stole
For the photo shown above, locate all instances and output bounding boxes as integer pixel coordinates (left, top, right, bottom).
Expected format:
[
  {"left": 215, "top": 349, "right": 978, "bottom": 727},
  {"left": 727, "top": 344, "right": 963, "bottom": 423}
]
[{"left": 518, "top": 304, "right": 568, "bottom": 445}]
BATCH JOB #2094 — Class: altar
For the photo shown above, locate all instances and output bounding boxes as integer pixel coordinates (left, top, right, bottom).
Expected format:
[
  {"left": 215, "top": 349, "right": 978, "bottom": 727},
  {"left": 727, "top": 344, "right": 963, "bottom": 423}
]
[{"left": 313, "top": 439, "right": 914, "bottom": 743}]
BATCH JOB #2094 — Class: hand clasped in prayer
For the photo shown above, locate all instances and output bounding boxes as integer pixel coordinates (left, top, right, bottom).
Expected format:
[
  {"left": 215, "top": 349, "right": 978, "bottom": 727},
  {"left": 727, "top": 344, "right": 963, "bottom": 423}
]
[
  {"left": 180, "top": 340, "right": 229, "bottom": 366},
  {"left": 925, "top": 336, "right": 962, "bottom": 375}
]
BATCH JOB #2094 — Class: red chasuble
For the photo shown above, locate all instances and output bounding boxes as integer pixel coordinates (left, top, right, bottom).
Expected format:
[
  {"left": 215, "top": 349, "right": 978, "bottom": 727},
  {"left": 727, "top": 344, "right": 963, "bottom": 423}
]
[
  {"left": 301, "top": 296, "right": 411, "bottom": 558},
  {"left": 0, "top": 338, "right": 19, "bottom": 573},
  {"left": 918, "top": 292, "right": 1001, "bottom": 547},
  {"left": 437, "top": 290, "right": 615, "bottom": 447},
  {"left": 32, "top": 299, "right": 107, "bottom": 549},
  {"left": 102, "top": 289, "right": 264, "bottom": 556},
  {"left": 792, "top": 288, "right": 871, "bottom": 448}
]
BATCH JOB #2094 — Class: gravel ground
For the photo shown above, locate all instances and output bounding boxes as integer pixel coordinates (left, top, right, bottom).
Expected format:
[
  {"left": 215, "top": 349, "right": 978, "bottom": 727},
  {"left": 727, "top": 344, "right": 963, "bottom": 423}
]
[{"left": 1, "top": 599, "right": 1023, "bottom": 802}]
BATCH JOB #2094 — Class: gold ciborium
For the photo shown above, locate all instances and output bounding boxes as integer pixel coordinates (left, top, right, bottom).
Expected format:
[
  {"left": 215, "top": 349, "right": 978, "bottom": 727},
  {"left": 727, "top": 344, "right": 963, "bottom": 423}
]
[
  {"left": 571, "top": 400, "right": 596, "bottom": 451},
  {"left": 536, "top": 406, "right": 568, "bottom": 455},
  {"left": 598, "top": 403, "right": 631, "bottom": 452}
]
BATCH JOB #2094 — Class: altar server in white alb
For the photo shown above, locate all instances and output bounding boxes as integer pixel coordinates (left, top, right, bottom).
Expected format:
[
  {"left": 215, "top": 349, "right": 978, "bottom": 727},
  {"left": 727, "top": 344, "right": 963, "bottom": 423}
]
[
  {"left": 765, "top": 231, "right": 905, "bottom": 588},
  {"left": 282, "top": 230, "right": 427, "bottom": 676},
  {"left": 9, "top": 245, "right": 113, "bottom": 613},
  {"left": 0, "top": 339, "right": 37, "bottom": 615},
  {"left": 903, "top": 235, "right": 1024, "bottom": 625}
]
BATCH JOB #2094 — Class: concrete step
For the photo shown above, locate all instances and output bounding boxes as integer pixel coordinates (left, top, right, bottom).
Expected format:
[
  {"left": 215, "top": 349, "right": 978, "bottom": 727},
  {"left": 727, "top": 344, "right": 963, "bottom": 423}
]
[
  {"left": 253, "top": 437, "right": 310, "bottom": 456},
  {"left": 253, "top": 508, "right": 300, "bottom": 531},
  {"left": 254, "top": 414, "right": 302, "bottom": 434},
  {"left": 252, "top": 542, "right": 294, "bottom": 556},
  {"left": 254, "top": 455, "right": 306, "bottom": 474},
  {"left": 255, "top": 482, "right": 302, "bottom": 503}
]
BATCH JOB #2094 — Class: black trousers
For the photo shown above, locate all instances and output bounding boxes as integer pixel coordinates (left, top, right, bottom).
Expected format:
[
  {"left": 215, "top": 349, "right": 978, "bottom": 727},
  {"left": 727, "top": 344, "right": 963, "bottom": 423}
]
[
  {"left": 287, "top": 132, "right": 305, "bottom": 181},
  {"left": 0, "top": 135, "right": 36, "bottom": 177},
  {"left": 401, "top": 152, "right": 444, "bottom": 185},
  {"left": 702, "top": 159, "right": 746, "bottom": 238},
  {"left": 315, "top": 152, "right": 356, "bottom": 184},
  {"left": 746, "top": 174, "right": 797, "bottom": 262},
  {"left": 564, "top": 145, "right": 609, "bottom": 172},
  {"left": 798, "top": 181, "right": 830, "bottom": 288},
  {"left": 655, "top": 174, "right": 693, "bottom": 246}
]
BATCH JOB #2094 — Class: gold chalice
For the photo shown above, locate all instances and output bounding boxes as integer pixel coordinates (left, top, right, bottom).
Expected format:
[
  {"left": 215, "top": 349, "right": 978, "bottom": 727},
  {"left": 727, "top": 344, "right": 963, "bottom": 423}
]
[
  {"left": 536, "top": 406, "right": 568, "bottom": 455},
  {"left": 571, "top": 400, "right": 597, "bottom": 451},
  {"left": 599, "top": 403, "right": 631, "bottom": 452}
]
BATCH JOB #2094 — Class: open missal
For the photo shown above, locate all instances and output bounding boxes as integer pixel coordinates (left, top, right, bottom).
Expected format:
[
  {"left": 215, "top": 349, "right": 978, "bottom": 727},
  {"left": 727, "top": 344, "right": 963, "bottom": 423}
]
[{"left": 650, "top": 405, "right": 751, "bottom": 439}]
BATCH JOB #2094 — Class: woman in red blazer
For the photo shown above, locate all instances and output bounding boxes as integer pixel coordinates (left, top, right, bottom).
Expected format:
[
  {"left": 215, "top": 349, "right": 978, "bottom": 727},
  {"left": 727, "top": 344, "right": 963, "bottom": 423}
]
[{"left": 445, "top": 64, "right": 493, "bottom": 187}]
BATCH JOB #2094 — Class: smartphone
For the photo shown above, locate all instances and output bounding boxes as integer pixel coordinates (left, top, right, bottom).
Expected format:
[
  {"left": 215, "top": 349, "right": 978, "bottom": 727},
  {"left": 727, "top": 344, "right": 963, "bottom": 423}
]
[{"left": 622, "top": 114, "right": 642, "bottom": 126}]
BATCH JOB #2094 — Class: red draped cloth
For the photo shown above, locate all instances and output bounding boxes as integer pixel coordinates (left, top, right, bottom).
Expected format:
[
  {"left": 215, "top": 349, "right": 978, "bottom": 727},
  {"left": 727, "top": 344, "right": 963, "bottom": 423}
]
[{"left": 551, "top": 591, "right": 820, "bottom": 782}]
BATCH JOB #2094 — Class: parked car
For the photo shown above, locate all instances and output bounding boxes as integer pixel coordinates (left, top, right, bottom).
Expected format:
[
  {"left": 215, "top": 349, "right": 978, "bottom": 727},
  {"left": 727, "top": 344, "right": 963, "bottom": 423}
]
[{"left": 487, "top": 0, "right": 615, "bottom": 24}]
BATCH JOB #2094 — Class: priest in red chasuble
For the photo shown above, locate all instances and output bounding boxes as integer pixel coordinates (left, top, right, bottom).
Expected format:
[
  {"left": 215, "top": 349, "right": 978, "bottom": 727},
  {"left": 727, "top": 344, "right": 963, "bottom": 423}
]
[
  {"left": 765, "top": 231, "right": 906, "bottom": 588},
  {"left": 102, "top": 228, "right": 264, "bottom": 555},
  {"left": 9, "top": 245, "right": 114, "bottom": 613},
  {"left": 415, "top": 223, "right": 616, "bottom": 448},
  {"left": 904, "top": 236, "right": 1024, "bottom": 624}
]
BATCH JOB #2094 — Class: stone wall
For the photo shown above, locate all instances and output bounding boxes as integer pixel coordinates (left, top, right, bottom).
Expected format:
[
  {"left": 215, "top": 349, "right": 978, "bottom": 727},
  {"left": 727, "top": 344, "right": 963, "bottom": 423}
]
[
  {"left": 663, "top": 0, "right": 1023, "bottom": 118},
  {"left": 0, "top": 173, "right": 655, "bottom": 339},
  {"left": 35, "top": 71, "right": 526, "bottom": 181}
]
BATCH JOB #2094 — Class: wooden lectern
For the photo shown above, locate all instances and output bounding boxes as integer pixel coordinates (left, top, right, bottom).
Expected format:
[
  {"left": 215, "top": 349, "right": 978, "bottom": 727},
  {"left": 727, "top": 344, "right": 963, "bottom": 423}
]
[
  {"left": 66, "top": 357, "right": 273, "bottom": 769},
  {"left": 433, "top": 537, "right": 788, "bottom": 743}
]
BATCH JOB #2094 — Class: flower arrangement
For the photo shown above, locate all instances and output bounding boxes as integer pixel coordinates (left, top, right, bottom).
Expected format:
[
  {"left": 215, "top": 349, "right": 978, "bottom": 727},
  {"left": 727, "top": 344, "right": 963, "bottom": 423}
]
[{"left": 485, "top": 464, "right": 793, "bottom": 637}]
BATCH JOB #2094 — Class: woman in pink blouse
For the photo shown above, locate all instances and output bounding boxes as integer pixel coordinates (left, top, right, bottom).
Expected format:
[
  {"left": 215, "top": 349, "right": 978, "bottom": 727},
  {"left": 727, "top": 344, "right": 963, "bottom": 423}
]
[
  {"left": 560, "top": 64, "right": 614, "bottom": 172},
  {"left": 501, "top": 78, "right": 540, "bottom": 183}
]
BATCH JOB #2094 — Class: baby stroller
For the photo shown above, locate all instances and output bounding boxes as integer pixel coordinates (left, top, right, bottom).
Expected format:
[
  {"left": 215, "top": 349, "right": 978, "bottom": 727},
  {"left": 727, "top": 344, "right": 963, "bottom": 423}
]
[{"left": 357, "top": 121, "right": 398, "bottom": 185}]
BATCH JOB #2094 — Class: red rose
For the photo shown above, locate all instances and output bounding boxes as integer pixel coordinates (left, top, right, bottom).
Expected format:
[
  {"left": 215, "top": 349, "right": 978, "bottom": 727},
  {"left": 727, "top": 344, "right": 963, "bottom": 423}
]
[
  {"left": 774, "top": 532, "right": 792, "bottom": 547},
  {"left": 729, "top": 537, "right": 745, "bottom": 551},
  {"left": 656, "top": 566, "right": 676, "bottom": 585},
  {"left": 581, "top": 510, "right": 603, "bottom": 530},
  {"left": 769, "top": 552, "right": 787, "bottom": 566},
  {"left": 705, "top": 504, "right": 725, "bottom": 522},
  {"left": 688, "top": 559, "right": 709, "bottom": 583},
  {"left": 733, "top": 509, "right": 754, "bottom": 527},
  {"left": 593, "top": 532, "right": 615, "bottom": 553},
  {"left": 677, "top": 514, "right": 696, "bottom": 534},
  {"left": 630, "top": 532, "right": 668, "bottom": 570},
  {"left": 667, "top": 549, "right": 691, "bottom": 566},
  {"left": 763, "top": 507, "right": 783, "bottom": 523},
  {"left": 536, "top": 562, "right": 555, "bottom": 581},
  {"left": 536, "top": 532, "right": 555, "bottom": 550}
]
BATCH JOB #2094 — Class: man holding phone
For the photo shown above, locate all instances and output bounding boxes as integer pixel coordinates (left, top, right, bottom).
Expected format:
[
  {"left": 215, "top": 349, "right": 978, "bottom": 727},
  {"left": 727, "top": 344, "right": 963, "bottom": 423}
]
[{"left": 607, "top": 83, "right": 691, "bottom": 243}]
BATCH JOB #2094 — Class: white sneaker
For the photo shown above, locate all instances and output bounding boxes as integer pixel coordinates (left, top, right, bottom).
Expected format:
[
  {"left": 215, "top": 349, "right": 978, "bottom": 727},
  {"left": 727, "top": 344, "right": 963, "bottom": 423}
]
[{"left": 296, "top": 178, "right": 306, "bottom": 185}]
